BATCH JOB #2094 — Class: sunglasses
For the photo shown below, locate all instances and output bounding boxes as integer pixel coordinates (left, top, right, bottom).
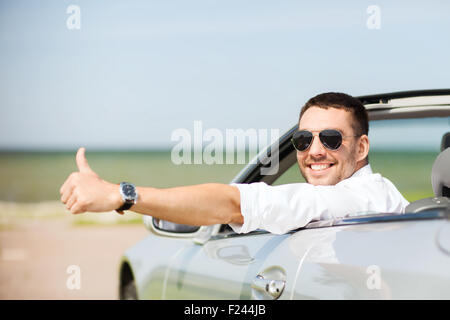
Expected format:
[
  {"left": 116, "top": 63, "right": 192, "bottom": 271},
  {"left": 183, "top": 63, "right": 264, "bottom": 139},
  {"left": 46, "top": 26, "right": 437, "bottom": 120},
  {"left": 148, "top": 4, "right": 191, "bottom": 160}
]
[{"left": 291, "top": 129, "right": 359, "bottom": 152}]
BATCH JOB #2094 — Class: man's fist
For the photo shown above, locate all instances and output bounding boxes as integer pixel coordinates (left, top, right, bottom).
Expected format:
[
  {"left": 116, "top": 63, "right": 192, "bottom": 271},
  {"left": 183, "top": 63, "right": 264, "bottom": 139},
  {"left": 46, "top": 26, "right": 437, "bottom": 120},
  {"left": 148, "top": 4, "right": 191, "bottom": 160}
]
[{"left": 60, "top": 147, "right": 122, "bottom": 214}]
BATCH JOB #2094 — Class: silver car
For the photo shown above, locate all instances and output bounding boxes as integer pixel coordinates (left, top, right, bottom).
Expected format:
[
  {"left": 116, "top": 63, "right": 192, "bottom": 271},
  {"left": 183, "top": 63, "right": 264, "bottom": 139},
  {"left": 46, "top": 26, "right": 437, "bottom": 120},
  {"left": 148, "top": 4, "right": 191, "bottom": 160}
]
[{"left": 119, "top": 89, "right": 450, "bottom": 300}]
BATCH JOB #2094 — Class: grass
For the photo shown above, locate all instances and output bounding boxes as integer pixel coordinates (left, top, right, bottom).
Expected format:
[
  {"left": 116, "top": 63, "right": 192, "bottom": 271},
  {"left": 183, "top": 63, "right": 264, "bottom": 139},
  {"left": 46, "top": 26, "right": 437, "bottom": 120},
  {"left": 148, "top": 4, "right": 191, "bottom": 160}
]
[
  {"left": 0, "top": 150, "right": 247, "bottom": 203},
  {"left": 0, "top": 200, "right": 146, "bottom": 229},
  {"left": 0, "top": 149, "right": 439, "bottom": 227}
]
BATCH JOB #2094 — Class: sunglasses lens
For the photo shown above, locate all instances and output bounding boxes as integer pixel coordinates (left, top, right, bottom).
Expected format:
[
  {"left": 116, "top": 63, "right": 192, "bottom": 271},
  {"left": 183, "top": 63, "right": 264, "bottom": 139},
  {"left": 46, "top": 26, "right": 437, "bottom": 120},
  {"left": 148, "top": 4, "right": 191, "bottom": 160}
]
[
  {"left": 319, "top": 130, "right": 342, "bottom": 150},
  {"left": 292, "top": 130, "right": 313, "bottom": 151}
]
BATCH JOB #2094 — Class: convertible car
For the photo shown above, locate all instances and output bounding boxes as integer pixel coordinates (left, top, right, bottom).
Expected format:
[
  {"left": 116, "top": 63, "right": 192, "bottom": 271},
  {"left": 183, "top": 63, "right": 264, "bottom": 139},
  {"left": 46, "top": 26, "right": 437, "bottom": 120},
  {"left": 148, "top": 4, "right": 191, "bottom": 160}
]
[{"left": 119, "top": 89, "right": 450, "bottom": 300}]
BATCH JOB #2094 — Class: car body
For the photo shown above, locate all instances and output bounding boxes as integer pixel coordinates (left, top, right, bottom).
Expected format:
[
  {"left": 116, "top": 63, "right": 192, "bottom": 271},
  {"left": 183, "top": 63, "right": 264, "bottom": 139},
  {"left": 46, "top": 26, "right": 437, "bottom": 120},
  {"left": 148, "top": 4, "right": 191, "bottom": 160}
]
[{"left": 119, "top": 89, "right": 450, "bottom": 300}]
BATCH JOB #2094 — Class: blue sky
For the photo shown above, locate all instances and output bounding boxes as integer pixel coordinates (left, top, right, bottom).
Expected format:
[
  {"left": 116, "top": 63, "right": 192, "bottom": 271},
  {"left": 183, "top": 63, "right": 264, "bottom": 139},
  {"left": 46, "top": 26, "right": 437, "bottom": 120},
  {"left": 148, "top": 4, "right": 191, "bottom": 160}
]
[{"left": 0, "top": 0, "right": 449, "bottom": 150}]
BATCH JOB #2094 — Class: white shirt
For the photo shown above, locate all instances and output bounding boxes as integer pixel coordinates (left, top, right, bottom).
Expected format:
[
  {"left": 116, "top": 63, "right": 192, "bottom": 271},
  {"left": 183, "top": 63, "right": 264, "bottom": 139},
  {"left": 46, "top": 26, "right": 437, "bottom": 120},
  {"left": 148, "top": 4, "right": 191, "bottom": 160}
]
[{"left": 229, "top": 164, "right": 409, "bottom": 235}]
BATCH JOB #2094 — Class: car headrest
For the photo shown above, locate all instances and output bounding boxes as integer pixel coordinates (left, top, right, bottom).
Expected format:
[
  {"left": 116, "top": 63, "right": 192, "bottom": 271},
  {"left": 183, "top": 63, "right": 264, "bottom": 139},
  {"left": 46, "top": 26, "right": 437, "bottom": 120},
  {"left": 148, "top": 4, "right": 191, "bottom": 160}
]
[
  {"left": 442, "top": 132, "right": 450, "bottom": 151},
  {"left": 431, "top": 147, "right": 450, "bottom": 197}
]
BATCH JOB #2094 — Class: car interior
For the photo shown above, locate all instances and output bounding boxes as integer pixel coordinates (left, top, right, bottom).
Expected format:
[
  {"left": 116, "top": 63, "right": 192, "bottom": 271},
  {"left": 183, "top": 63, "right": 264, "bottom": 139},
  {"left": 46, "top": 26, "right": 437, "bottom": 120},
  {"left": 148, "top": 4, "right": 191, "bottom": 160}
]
[{"left": 405, "top": 133, "right": 450, "bottom": 213}]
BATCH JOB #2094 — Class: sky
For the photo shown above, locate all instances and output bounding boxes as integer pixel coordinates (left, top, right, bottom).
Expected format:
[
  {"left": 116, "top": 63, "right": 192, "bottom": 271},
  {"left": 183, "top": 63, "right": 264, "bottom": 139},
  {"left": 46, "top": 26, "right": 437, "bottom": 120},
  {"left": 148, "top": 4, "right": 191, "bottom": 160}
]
[{"left": 0, "top": 0, "right": 449, "bottom": 150}]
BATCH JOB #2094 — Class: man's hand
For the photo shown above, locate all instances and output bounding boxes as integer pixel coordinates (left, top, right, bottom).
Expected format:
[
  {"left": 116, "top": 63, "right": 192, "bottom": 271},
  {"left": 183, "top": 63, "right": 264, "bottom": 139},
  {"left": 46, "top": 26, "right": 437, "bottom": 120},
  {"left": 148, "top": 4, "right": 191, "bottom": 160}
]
[
  {"left": 60, "top": 147, "right": 243, "bottom": 225},
  {"left": 60, "top": 147, "right": 122, "bottom": 214}
]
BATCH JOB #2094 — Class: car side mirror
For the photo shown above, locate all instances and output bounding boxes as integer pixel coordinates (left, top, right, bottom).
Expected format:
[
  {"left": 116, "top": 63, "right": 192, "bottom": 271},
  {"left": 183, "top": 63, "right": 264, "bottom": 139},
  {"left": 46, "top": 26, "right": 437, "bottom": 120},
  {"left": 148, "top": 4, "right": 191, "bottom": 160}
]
[
  {"left": 143, "top": 216, "right": 221, "bottom": 244},
  {"left": 153, "top": 218, "right": 200, "bottom": 233},
  {"left": 143, "top": 215, "right": 200, "bottom": 235}
]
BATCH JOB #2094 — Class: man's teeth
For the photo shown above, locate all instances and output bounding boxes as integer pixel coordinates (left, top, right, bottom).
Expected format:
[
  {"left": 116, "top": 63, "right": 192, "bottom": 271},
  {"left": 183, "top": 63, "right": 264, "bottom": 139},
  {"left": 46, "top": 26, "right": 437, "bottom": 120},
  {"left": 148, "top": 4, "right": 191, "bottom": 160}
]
[{"left": 310, "top": 164, "right": 331, "bottom": 171}]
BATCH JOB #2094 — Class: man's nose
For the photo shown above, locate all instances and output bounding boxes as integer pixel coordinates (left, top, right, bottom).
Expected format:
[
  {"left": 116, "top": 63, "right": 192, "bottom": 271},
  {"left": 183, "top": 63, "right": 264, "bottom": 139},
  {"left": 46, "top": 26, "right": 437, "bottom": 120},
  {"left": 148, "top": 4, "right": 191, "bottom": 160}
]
[{"left": 308, "top": 135, "right": 327, "bottom": 157}]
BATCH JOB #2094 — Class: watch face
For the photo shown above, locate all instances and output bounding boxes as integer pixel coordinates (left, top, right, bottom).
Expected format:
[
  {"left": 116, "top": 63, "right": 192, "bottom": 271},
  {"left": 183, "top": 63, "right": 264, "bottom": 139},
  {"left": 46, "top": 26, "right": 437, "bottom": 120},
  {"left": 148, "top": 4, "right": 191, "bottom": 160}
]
[{"left": 121, "top": 183, "right": 137, "bottom": 199}]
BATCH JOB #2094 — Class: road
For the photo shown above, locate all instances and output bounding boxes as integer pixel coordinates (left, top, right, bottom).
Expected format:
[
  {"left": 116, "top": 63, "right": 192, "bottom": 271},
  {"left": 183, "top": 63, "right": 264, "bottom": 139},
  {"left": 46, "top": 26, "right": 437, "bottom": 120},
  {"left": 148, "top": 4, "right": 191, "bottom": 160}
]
[{"left": 0, "top": 218, "right": 149, "bottom": 299}]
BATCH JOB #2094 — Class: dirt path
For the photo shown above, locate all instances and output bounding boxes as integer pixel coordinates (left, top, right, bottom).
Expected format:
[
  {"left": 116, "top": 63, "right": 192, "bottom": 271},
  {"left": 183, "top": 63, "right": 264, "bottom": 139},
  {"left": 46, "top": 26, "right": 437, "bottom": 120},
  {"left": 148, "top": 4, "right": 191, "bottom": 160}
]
[{"left": 0, "top": 219, "right": 149, "bottom": 299}]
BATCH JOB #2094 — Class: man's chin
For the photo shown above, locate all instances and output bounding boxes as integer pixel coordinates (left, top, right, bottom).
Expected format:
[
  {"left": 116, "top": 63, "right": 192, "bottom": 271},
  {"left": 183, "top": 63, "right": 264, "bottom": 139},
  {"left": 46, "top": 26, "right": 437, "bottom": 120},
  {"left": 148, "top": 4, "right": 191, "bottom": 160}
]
[
  {"left": 307, "top": 178, "right": 331, "bottom": 186},
  {"left": 305, "top": 174, "right": 338, "bottom": 186}
]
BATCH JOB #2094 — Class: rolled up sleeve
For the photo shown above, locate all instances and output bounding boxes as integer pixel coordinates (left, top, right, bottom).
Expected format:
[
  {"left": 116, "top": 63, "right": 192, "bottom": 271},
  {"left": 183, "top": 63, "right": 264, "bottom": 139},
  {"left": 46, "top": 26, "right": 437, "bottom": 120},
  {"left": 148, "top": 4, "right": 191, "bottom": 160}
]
[{"left": 229, "top": 182, "right": 348, "bottom": 234}]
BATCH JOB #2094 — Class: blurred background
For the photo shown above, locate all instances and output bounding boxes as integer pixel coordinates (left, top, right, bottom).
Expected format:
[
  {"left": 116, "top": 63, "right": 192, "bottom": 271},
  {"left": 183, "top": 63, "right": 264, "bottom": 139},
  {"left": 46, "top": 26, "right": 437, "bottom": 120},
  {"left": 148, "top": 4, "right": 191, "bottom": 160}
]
[{"left": 0, "top": 0, "right": 449, "bottom": 299}]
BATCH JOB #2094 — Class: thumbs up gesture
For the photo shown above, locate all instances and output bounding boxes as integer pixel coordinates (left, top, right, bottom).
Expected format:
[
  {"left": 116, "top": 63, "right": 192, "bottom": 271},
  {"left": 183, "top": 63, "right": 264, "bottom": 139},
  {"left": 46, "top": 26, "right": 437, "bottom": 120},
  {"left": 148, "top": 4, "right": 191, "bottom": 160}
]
[
  {"left": 75, "top": 146, "right": 95, "bottom": 174},
  {"left": 60, "top": 147, "right": 122, "bottom": 214}
]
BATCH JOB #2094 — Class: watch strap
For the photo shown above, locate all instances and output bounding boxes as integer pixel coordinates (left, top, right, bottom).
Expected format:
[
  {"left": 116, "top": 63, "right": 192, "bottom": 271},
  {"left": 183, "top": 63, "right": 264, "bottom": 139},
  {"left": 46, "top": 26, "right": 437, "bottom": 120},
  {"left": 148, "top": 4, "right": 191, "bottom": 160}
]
[{"left": 116, "top": 200, "right": 134, "bottom": 212}]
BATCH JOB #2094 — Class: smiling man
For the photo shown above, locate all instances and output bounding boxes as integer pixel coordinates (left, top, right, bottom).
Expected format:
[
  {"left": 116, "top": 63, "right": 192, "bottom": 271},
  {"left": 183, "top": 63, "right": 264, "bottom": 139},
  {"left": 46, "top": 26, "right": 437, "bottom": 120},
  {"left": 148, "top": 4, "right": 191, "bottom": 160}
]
[
  {"left": 60, "top": 92, "right": 409, "bottom": 234},
  {"left": 296, "top": 92, "right": 370, "bottom": 186}
]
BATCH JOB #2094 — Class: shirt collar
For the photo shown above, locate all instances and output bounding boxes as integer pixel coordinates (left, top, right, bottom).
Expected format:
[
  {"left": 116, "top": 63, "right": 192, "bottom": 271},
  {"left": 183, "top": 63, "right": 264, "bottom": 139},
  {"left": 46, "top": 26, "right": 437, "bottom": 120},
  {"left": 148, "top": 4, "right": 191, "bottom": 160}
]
[{"left": 350, "top": 164, "right": 373, "bottom": 178}]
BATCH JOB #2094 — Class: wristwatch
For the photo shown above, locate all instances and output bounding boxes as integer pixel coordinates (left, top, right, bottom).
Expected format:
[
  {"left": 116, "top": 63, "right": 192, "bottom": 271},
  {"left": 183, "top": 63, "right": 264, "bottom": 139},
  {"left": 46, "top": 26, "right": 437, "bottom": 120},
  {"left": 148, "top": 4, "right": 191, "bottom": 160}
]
[{"left": 116, "top": 182, "right": 138, "bottom": 214}]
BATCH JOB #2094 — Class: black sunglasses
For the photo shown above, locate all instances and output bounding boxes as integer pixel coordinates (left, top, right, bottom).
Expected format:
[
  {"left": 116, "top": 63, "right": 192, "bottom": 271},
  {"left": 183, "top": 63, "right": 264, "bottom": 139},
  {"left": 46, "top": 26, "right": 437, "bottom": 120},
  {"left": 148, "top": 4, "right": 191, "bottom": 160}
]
[{"left": 291, "top": 129, "right": 359, "bottom": 152}]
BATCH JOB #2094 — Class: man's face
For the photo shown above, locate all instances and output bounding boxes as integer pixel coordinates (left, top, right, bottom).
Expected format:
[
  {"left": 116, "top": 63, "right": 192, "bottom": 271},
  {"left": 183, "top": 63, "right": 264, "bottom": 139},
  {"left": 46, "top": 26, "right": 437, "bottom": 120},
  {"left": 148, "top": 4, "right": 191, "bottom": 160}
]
[{"left": 297, "top": 106, "right": 362, "bottom": 186}]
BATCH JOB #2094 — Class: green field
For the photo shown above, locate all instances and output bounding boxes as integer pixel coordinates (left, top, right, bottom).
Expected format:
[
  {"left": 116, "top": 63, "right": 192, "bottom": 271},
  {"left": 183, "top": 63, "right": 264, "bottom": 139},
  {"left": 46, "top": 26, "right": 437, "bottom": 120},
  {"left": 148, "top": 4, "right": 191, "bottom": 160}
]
[{"left": 0, "top": 150, "right": 439, "bottom": 203}]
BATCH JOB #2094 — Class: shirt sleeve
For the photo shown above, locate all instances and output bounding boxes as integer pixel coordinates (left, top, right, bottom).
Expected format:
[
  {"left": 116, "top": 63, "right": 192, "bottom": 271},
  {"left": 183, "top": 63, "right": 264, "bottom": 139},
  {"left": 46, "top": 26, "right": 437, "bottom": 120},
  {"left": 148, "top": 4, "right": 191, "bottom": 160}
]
[{"left": 229, "top": 174, "right": 408, "bottom": 235}]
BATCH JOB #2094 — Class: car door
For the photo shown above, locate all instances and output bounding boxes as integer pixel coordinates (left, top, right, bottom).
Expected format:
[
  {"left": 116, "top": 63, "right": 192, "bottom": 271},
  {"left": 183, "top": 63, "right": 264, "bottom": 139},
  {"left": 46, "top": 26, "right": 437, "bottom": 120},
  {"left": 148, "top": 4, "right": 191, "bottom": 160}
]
[
  {"left": 289, "top": 212, "right": 450, "bottom": 299},
  {"left": 162, "top": 229, "right": 302, "bottom": 300}
]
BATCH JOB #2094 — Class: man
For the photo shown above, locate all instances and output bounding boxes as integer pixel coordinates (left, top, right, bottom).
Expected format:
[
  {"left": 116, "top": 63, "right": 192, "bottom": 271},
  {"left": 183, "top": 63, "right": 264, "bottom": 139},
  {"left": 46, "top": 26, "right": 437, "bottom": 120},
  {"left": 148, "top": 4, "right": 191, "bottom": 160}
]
[{"left": 60, "top": 92, "right": 409, "bottom": 235}]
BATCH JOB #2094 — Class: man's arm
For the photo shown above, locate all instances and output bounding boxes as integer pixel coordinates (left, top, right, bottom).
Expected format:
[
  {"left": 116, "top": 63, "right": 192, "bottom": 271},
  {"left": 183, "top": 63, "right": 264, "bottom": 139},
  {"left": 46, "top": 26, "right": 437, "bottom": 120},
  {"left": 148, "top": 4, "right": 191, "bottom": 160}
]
[{"left": 59, "top": 148, "right": 243, "bottom": 226}]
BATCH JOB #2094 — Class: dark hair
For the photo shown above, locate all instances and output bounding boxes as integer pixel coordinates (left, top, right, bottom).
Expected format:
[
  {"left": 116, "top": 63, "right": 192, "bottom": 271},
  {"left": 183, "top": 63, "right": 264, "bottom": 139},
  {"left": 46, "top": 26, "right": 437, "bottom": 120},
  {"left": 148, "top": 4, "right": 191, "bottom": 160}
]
[{"left": 299, "top": 92, "right": 369, "bottom": 136}]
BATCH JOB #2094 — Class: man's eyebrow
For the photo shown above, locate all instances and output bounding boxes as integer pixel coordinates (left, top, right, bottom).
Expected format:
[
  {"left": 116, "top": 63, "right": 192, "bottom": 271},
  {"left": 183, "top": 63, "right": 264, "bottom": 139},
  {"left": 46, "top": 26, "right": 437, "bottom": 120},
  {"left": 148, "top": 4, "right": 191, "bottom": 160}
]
[{"left": 298, "top": 127, "right": 343, "bottom": 132}]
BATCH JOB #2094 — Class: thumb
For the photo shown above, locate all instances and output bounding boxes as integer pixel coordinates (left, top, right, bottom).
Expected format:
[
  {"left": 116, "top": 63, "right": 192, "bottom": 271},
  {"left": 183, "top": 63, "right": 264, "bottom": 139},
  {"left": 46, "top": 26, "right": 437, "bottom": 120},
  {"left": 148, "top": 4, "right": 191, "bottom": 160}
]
[{"left": 76, "top": 147, "right": 94, "bottom": 174}]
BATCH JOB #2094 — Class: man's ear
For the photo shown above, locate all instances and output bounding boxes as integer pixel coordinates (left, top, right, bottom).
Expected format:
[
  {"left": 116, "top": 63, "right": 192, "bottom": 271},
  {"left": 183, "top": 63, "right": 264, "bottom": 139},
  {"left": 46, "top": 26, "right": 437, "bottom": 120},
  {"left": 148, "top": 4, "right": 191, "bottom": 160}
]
[{"left": 357, "top": 135, "right": 370, "bottom": 162}]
